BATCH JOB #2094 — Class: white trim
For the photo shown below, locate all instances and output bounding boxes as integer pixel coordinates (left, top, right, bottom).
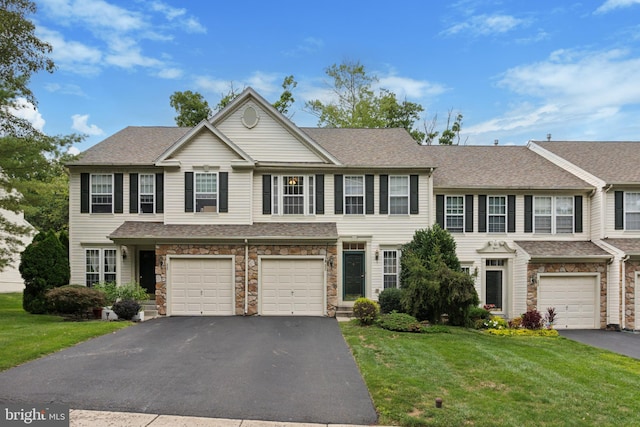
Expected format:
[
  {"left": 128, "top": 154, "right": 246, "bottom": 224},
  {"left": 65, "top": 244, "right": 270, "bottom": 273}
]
[
  {"left": 138, "top": 173, "right": 155, "bottom": 214},
  {"left": 90, "top": 173, "right": 114, "bottom": 214},
  {"left": 344, "top": 175, "right": 365, "bottom": 215},
  {"left": 537, "top": 272, "right": 600, "bottom": 329},
  {"left": 635, "top": 271, "right": 640, "bottom": 330},
  {"left": 445, "top": 195, "right": 465, "bottom": 233},
  {"left": 388, "top": 175, "right": 409, "bottom": 215}
]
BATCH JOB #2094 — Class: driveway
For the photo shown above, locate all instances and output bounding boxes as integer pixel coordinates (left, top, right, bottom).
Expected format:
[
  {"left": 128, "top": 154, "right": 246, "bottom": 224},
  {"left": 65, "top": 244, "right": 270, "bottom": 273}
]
[
  {"left": 0, "top": 317, "right": 377, "bottom": 424},
  {"left": 559, "top": 329, "right": 640, "bottom": 359}
]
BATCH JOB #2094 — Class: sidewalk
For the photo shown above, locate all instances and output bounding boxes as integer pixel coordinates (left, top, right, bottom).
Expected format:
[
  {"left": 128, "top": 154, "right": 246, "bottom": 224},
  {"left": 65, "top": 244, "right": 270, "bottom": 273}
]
[{"left": 70, "top": 410, "right": 385, "bottom": 427}]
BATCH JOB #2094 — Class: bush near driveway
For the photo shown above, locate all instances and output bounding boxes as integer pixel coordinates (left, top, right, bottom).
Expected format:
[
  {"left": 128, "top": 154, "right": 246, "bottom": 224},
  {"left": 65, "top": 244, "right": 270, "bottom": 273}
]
[
  {"left": 340, "top": 321, "right": 640, "bottom": 427},
  {"left": 0, "top": 293, "right": 131, "bottom": 372}
]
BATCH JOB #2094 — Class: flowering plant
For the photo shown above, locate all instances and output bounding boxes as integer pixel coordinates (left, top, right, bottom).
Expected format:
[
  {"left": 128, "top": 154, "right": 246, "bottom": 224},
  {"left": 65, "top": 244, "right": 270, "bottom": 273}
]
[{"left": 483, "top": 304, "right": 497, "bottom": 311}]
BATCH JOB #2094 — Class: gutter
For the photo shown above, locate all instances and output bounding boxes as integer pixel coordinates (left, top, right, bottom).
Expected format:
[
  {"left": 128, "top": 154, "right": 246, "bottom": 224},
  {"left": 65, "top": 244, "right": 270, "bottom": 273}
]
[{"left": 621, "top": 255, "right": 630, "bottom": 329}]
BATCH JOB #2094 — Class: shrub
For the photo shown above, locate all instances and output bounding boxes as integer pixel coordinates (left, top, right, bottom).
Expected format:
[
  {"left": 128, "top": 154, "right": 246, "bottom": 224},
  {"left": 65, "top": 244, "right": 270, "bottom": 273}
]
[
  {"left": 509, "top": 317, "right": 523, "bottom": 329},
  {"left": 92, "top": 282, "right": 118, "bottom": 306},
  {"left": 487, "top": 328, "right": 559, "bottom": 337},
  {"left": 353, "top": 298, "right": 379, "bottom": 325},
  {"left": 112, "top": 299, "right": 141, "bottom": 320},
  {"left": 92, "top": 282, "right": 149, "bottom": 306},
  {"left": 378, "top": 288, "right": 404, "bottom": 314},
  {"left": 522, "top": 310, "right": 543, "bottom": 330},
  {"left": 469, "top": 306, "right": 491, "bottom": 321},
  {"left": 481, "top": 315, "right": 509, "bottom": 330},
  {"left": 379, "top": 312, "right": 422, "bottom": 332},
  {"left": 46, "top": 285, "right": 106, "bottom": 319},
  {"left": 544, "top": 307, "right": 557, "bottom": 329},
  {"left": 20, "top": 230, "right": 70, "bottom": 314}
]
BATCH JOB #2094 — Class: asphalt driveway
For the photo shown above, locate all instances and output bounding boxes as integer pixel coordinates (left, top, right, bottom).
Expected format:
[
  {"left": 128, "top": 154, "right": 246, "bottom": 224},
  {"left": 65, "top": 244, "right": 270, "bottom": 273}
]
[
  {"left": 559, "top": 329, "right": 640, "bottom": 359},
  {"left": 0, "top": 317, "right": 377, "bottom": 424}
]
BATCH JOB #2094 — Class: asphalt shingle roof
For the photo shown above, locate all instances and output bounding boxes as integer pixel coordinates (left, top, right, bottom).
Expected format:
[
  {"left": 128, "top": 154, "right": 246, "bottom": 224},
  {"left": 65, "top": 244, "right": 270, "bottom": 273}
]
[
  {"left": 602, "top": 238, "right": 640, "bottom": 255},
  {"left": 425, "top": 145, "right": 592, "bottom": 190},
  {"left": 514, "top": 240, "right": 612, "bottom": 258},
  {"left": 108, "top": 221, "right": 339, "bottom": 241},
  {"left": 536, "top": 141, "right": 640, "bottom": 184}
]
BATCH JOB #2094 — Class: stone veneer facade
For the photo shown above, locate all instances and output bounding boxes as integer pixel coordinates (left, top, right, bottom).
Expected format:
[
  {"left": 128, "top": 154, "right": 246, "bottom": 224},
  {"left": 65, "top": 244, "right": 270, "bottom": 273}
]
[
  {"left": 154, "top": 243, "right": 338, "bottom": 317},
  {"left": 624, "top": 260, "right": 640, "bottom": 329},
  {"left": 526, "top": 262, "right": 608, "bottom": 329}
]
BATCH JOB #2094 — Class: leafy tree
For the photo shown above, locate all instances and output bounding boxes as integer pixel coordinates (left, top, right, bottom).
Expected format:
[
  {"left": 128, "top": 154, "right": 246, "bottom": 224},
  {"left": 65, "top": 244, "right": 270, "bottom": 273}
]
[
  {"left": 424, "top": 110, "right": 465, "bottom": 145},
  {"left": 272, "top": 75, "right": 297, "bottom": 115},
  {"left": 169, "top": 90, "right": 212, "bottom": 126},
  {"left": 20, "top": 230, "right": 70, "bottom": 313}
]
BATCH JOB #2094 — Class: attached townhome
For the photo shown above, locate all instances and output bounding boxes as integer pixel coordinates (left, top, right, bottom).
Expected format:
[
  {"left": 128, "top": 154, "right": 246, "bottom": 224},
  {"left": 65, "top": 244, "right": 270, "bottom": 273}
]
[{"left": 66, "top": 87, "right": 640, "bottom": 329}]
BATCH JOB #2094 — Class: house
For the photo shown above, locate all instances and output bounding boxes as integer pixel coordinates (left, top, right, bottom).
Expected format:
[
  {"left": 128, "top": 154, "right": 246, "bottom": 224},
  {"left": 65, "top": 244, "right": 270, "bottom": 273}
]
[
  {"left": 0, "top": 190, "right": 33, "bottom": 293},
  {"left": 66, "top": 86, "right": 640, "bottom": 329},
  {"left": 67, "top": 88, "right": 434, "bottom": 317}
]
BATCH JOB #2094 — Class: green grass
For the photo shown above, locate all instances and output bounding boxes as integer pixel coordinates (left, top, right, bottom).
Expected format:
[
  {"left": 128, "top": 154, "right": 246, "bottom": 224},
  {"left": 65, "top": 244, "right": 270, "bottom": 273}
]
[
  {"left": 0, "top": 293, "right": 132, "bottom": 372},
  {"left": 341, "top": 321, "right": 640, "bottom": 427}
]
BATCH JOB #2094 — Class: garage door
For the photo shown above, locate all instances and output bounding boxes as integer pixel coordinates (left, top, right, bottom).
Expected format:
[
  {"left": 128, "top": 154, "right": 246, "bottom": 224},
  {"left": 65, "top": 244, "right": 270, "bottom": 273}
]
[
  {"left": 261, "top": 258, "right": 325, "bottom": 316},
  {"left": 170, "top": 258, "right": 234, "bottom": 316},
  {"left": 538, "top": 275, "right": 599, "bottom": 329}
]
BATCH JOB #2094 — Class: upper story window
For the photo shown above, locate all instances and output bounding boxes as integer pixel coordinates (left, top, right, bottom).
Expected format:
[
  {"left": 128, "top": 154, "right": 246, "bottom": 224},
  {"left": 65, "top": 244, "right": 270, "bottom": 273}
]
[
  {"left": 345, "top": 176, "right": 364, "bottom": 215},
  {"left": 389, "top": 176, "right": 409, "bottom": 215},
  {"left": 91, "top": 174, "right": 113, "bottom": 213},
  {"left": 85, "top": 248, "right": 117, "bottom": 287},
  {"left": 273, "top": 175, "right": 314, "bottom": 215},
  {"left": 488, "top": 196, "right": 506, "bottom": 233},
  {"left": 446, "top": 196, "right": 464, "bottom": 232},
  {"left": 139, "top": 174, "right": 155, "bottom": 213},
  {"left": 534, "top": 196, "right": 573, "bottom": 234},
  {"left": 625, "top": 192, "right": 640, "bottom": 230},
  {"left": 383, "top": 250, "right": 399, "bottom": 289},
  {"left": 195, "top": 172, "right": 217, "bottom": 213}
]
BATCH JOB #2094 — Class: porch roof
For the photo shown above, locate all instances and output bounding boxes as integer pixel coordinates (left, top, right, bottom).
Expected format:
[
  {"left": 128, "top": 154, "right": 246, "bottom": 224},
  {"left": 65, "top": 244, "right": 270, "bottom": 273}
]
[
  {"left": 108, "top": 221, "right": 339, "bottom": 243},
  {"left": 601, "top": 238, "right": 640, "bottom": 256},
  {"left": 514, "top": 240, "right": 612, "bottom": 261}
]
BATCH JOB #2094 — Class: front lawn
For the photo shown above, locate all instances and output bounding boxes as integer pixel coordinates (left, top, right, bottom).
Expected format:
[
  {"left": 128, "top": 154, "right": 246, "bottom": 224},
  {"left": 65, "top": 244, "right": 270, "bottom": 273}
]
[
  {"left": 341, "top": 321, "right": 640, "bottom": 427},
  {"left": 0, "top": 293, "right": 131, "bottom": 371}
]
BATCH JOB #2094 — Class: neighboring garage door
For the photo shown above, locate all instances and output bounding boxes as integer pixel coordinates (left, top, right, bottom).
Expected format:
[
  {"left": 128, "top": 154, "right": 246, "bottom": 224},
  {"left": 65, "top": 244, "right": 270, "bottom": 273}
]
[
  {"left": 261, "top": 258, "right": 325, "bottom": 316},
  {"left": 538, "top": 275, "right": 599, "bottom": 329},
  {"left": 170, "top": 257, "right": 234, "bottom": 316}
]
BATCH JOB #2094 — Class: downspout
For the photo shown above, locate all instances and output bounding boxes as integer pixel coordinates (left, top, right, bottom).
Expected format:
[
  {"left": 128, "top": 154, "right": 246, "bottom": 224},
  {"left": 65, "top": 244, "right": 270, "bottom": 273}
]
[
  {"left": 244, "top": 239, "right": 249, "bottom": 315},
  {"left": 602, "top": 184, "right": 613, "bottom": 239},
  {"left": 621, "top": 255, "right": 630, "bottom": 329}
]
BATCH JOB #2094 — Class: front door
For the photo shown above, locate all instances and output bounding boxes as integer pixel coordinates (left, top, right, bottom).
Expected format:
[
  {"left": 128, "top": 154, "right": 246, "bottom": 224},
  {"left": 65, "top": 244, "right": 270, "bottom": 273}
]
[
  {"left": 485, "top": 270, "right": 504, "bottom": 311},
  {"left": 343, "top": 252, "right": 365, "bottom": 301},
  {"left": 139, "top": 250, "right": 156, "bottom": 297}
]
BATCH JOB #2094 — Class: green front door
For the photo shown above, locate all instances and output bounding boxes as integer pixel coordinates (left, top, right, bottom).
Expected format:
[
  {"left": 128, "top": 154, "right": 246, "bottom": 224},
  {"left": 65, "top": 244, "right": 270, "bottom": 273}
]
[{"left": 343, "top": 252, "right": 365, "bottom": 301}]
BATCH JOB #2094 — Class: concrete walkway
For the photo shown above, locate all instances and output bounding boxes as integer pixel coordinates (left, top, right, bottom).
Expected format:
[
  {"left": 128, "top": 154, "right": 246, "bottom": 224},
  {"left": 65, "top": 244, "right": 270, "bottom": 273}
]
[{"left": 70, "top": 409, "right": 387, "bottom": 427}]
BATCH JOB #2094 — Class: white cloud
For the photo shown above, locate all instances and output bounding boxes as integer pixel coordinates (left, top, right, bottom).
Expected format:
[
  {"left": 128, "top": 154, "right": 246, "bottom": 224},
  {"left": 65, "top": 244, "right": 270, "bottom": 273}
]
[
  {"left": 194, "top": 76, "right": 237, "bottom": 95},
  {"left": 156, "top": 68, "right": 184, "bottom": 79},
  {"left": 71, "top": 114, "right": 104, "bottom": 136},
  {"left": 442, "top": 14, "right": 527, "bottom": 37},
  {"left": 37, "top": 26, "right": 102, "bottom": 75},
  {"left": 7, "top": 98, "right": 45, "bottom": 132},
  {"left": 377, "top": 75, "right": 447, "bottom": 100},
  {"left": 595, "top": 0, "right": 640, "bottom": 14},
  {"left": 67, "top": 146, "right": 81, "bottom": 155}
]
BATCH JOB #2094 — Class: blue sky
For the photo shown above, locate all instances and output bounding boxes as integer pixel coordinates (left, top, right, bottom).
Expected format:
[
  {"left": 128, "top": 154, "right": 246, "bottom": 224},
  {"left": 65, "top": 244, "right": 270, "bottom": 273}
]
[{"left": 19, "top": 0, "right": 640, "bottom": 153}]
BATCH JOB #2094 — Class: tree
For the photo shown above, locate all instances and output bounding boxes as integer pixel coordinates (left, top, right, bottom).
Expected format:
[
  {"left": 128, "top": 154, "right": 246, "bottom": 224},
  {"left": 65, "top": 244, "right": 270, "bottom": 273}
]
[
  {"left": 0, "top": 0, "right": 76, "bottom": 271},
  {"left": 169, "top": 90, "right": 212, "bottom": 126},
  {"left": 20, "top": 230, "right": 70, "bottom": 313},
  {"left": 424, "top": 109, "right": 465, "bottom": 145},
  {"left": 272, "top": 75, "right": 297, "bottom": 116}
]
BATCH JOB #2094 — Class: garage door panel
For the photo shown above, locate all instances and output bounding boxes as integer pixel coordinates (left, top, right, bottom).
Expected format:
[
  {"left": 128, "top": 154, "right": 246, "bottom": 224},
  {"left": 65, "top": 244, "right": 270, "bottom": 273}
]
[
  {"left": 170, "top": 258, "right": 234, "bottom": 316},
  {"left": 538, "top": 275, "right": 598, "bottom": 329},
  {"left": 261, "top": 259, "right": 325, "bottom": 316}
]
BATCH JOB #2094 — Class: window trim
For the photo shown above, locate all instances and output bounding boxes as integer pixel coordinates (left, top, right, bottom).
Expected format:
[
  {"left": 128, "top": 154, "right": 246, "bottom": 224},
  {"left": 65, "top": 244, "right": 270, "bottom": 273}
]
[
  {"left": 388, "top": 175, "right": 409, "bottom": 215},
  {"left": 445, "top": 195, "right": 465, "bottom": 233},
  {"left": 139, "top": 173, "right": 155, "bottom": 214},
  {"left": 194, "top": 172, "right": 218, "bottom": 213},
  {"left": 272, "top": 174, "right": 315, "bottom": 216},
  {"left": 85, "top": 248, "right": 117, "bottom": 287},
  {"left": 90, "top": 173, "right": 114, "bottom": 214},
  {"left": 624, "top": 192, "right": 640, "bottom": 230},
  {"left": 382, "top": 249, "right": 400, "bottom": 289},
  {"left": 533, "top": 196, "right": 574, "bottom": 234},
  {"left": 487, "top": 196, "right": 506, "bottom": 233},
  {"left": 344, "top": 175, "right": 365, "bottom": 215}
]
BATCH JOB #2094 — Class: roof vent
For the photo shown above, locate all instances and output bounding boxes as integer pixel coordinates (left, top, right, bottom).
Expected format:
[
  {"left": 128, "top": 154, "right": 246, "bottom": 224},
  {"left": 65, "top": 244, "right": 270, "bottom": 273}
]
[
  {"left": 494, "top": 139, "right": 499, "bottom": 146},
  {"left": 547, "top": 133, "right": 552, "bottom": 141},
  {"left": 242, "top": 106, "right": 259, "bottom": 129}
]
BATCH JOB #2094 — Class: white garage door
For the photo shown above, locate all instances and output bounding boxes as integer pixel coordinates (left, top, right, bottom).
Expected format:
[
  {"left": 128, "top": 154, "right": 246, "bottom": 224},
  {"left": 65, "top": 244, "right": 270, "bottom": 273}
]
[
  {"left": 261, "top": 258, "right": 325, "bottom": 316},
  {"left": 538, "top": 275, "right": 599, "bottom": 329},
  {"left": 170, "top": 258, "right": 234, "bottom": 316}
]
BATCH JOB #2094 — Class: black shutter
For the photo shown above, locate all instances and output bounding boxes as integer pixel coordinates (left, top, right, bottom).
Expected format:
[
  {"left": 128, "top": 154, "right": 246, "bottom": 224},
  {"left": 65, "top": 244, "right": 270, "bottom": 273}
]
[
  {"left": 615, "top": 191, "right": 624, "bottom": 230},
  {"left": 410, "top": 175, "right": 419, "bottom": 214},
  {"left": 465, "top": 195, "right": 474, "bottom": 232},
  {"left": 507, "top": 195, "right": 516, "bottom": 233},
  {"left": 574, "top": 195, "right": 582, "bottom": 233},
  {"left": 436, "top": 195, "right": 444, "bottom": 228},
  {"left": 365, "top": 175, "right": 374, "bottom": 214},
  {"left": 81, "top": 173, "right": 90, "bottom": 213},
  {"left": 262, "top": 175, "right": 271, "bottom": 215},
  {"left": 114, "top": 173, "right": 123, "bottom": 213},
  {"left": 478, "top": 195, "right": 487, "bottom": 232},
  {"left": 334, "top": 175, "right": 343, "bottom": 214},
  {"left": 185, "top": 172, "right": 194, "bottom": 212},
  {"left": 155, "top": 173, "right": 164, "bottom": 213},
  {"left": 524, "top": 195, "right": 533, "bottom": 233},
  {"left": 219, "top": 172, "right": 228, "bottom": 213},
  {"left": 379, "top": 175, "right": 388, "bottom": 214},
  {"left": 129, "top": 173, "right": 138, "bottom": 213},
  {"left": 315, "top": 174, "right": 324, "bottom": 214}
]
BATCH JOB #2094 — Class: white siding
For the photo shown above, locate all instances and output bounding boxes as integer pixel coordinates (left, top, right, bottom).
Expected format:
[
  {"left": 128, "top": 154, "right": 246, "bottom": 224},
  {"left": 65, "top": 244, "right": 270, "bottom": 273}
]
[
  {"left": 216, "top": 101, "right": 326, "bottom": 163},
  {"left": 0, "top": 207, "right": 32, "bottom": 292}
]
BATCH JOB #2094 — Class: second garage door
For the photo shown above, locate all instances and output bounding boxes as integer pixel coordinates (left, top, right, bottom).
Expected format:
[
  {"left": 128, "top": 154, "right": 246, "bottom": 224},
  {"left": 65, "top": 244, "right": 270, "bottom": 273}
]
[
  {"left": 170, "top": 257, "right": 234, "bottom": 316},
  {"left": 261, "top": 258, "right": 325, "bottom": 316},
  {"left": 538, "top": 275, "right": 599, "bottom": 329}
]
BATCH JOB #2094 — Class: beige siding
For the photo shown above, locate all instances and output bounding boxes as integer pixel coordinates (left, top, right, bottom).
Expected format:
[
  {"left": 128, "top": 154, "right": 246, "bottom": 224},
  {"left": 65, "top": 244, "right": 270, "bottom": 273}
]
[
  {"left": 0, "top": 207, "right": 32, "bottom": 292},
  {"left": 216, "top": 101, "right": 326, "bottom": 163}
]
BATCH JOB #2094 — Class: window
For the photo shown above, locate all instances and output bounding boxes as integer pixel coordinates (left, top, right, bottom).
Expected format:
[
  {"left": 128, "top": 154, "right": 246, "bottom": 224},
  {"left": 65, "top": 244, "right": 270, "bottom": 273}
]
[
  {"left": 195, "top": 172, "right": 217, "bottom": 213},
  {"left": 345, "top": 176, "right": 364, "bottom": 214},
  {"left": 389, "top": 176, "right": 409, "bottom": 215},
  {"left": 625, "top": 192, "right": 640, "bottom": 230},
  {"left": 534, "top": 196, "right": 573, "bottom": 234},
  {"left": 488, "top": 196, "right": 506, "bottom": 233},
  {"left": 446, "top": 196, "right": 464, "bottom": 232},
  {"left": 85, "top": 248, "right": 117, "bottom": 286},
  {"left": 91, "top": 174, "right": 113, "bottom": 213},
  {"left": 383, "top": 250, "right": 399, "bottom": 289},
  {"left": 272, "top": 175, "right": 315, "bottom": 215},
  {"left": 139, "top": 174, "right": 155, "bottom": 213}
]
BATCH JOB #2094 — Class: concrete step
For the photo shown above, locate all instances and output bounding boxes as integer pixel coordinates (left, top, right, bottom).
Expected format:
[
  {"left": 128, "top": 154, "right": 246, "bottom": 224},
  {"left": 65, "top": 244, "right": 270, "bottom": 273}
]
[
  {"left": 143, "top": 309, "right": 158, "bottom": 319},
  {"left": 335, "top": 306, "right": 354, "bottom": 322}
]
